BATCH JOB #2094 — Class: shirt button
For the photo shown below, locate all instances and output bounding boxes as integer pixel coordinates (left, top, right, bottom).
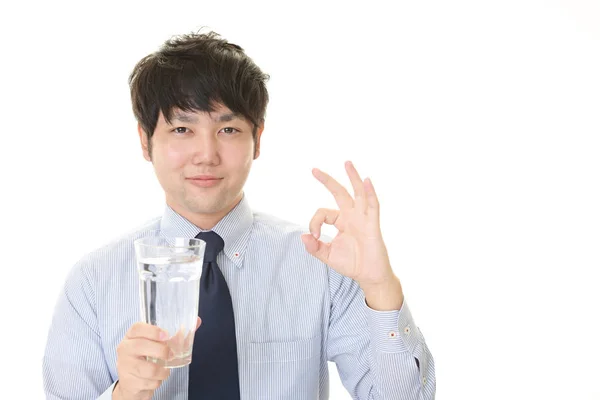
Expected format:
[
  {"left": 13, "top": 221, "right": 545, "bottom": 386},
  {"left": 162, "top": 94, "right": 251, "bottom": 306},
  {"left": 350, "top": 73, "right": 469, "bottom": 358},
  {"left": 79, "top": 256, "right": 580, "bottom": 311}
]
[
  {"left": 404, "top": 326, "right": 411, "bottom": 335},
  {"left": 388, "top": 331, "right": 398, "bottom": 338},
  {"left": 422, "top": 377, "right": 427, "bottom": 385}
]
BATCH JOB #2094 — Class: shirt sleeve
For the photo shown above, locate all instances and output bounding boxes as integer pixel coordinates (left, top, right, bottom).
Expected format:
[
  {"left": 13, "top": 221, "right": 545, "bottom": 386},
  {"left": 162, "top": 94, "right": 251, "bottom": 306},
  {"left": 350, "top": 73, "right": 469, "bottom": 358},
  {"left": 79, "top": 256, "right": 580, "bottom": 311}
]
[
  {"left": 326, "top": 268, "right": 436, "bottom": 399},
  {"left": 42, "top": 260, "right": 115, "bottom": 399}
]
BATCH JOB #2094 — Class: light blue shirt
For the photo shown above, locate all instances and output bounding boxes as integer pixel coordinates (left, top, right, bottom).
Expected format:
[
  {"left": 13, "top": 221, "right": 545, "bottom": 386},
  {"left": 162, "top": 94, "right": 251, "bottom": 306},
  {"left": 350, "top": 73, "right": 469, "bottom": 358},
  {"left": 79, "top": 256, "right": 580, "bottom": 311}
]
[{"left": 43, "top": 195, "right": 436, "bottom": 399}]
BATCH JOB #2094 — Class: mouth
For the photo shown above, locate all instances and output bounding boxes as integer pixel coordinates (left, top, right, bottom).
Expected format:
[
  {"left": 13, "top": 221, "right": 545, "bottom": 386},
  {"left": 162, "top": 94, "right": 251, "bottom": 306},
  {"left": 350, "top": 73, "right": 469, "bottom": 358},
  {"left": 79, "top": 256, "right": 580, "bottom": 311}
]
[{"left": 186, "top": 176, "right": 223, "bottom": 188}]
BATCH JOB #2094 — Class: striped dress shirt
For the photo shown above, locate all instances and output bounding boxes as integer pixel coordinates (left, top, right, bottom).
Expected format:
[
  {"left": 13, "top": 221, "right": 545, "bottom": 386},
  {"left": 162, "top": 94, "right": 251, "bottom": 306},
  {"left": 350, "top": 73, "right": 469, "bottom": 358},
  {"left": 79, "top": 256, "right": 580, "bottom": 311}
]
[{"left": 43, "top": 194, "right": 436, "bottom": 399}]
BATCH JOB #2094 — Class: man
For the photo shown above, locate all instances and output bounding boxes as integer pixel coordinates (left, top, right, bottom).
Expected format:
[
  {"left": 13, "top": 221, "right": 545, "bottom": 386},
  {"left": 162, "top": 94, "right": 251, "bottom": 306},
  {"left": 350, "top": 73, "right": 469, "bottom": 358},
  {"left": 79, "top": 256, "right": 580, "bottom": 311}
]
[{"left": 43, "top": 31, "right": 436, "bottom": 399}]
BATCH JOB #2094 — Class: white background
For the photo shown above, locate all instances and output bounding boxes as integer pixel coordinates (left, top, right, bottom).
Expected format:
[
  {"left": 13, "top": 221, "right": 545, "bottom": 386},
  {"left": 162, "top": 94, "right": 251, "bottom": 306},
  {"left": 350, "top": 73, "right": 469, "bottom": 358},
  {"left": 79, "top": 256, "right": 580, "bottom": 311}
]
[{"left": 0, "top": 0, "right": 599, "bottom": 398}]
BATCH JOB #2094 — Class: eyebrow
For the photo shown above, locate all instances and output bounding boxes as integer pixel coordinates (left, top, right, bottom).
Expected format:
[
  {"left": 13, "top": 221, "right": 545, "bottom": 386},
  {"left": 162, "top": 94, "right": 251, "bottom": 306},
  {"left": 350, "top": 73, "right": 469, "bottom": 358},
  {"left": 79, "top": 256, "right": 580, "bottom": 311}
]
[
  {"left": 171, "top": 112, "right": 199, "bottom": 124},
  {"left": 214, "top": 112, "right": 241, "bottom": 123},
  {"left": 171, "top": 111, "right": 242, "bottom": 124}
]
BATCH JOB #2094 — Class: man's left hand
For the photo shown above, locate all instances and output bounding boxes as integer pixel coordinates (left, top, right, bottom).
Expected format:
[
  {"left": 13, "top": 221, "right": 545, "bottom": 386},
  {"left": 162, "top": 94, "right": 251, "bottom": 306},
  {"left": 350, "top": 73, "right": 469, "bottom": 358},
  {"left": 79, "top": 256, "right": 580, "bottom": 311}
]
[{"left": 301, "top": 161, "right": 404, "bottom": 311}]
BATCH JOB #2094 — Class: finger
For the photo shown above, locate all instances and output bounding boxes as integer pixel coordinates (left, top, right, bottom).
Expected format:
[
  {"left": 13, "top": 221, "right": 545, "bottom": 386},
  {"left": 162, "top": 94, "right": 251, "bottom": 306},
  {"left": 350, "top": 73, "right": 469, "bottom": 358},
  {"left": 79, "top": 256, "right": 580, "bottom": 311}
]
[
  {"left": 301, "top": 233, "right": 331, "bottom": 264},
  {"left": 127, "top": 322, "right": 169, "bottom": 342},
  {"left": 309, "top": 208, "right": 340, "bottom": 239},
  {"left": 183, "top": 328, "right": 196, "bottom": 350},
  {"left": 195, "top": 317, "right": 202, "bottom": 331},
  {"left": 123, "top": 338, "right": 172, "bottom": 361},
  {"left": 129, "top": 359, "right": 171, "bottom": 381},
  {"left": 364, "top": 178, "right": 380, "bottom": 215},
  {"left": 122, "top": 376, "right": 164, "bottom": 393},
  {"left": 312, "top": 168, "right": 354, "bottom": 209},
  {"left": 137, "top": 379, "right": 163, "bottom": 391},
  {"left": 345, "top": 161, "right": 366, "bottom": 211}
]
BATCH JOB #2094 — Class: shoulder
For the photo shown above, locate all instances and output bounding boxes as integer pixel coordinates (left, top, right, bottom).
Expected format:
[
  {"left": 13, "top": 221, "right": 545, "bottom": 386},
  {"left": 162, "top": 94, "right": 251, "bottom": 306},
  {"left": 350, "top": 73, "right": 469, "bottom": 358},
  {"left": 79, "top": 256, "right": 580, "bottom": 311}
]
[
  {"left": 251, "top": 211, "right": 357, "bottom": 299},
  {"left": 68, "top": 216, "right": 162, "bottom": 281},
  {"left": 251, "top": 211, "right": 331, "bottom": 247},
  {"left": 250, "top": 210, "right": 334, "bottom": 267},
  {"left": 252, "top": 212, "right": 307, "bottom": 236}
]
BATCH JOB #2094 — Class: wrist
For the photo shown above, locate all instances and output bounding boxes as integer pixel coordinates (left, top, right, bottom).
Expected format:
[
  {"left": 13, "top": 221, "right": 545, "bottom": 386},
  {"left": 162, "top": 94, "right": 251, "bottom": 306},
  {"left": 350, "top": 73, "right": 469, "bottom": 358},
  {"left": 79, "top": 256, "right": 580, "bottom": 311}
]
[
  {"left": 112, "top": 383, "right": 151, "bottom": 400},
  {"left": 360, "top": 275, "right": 404, "bottom": 311}
]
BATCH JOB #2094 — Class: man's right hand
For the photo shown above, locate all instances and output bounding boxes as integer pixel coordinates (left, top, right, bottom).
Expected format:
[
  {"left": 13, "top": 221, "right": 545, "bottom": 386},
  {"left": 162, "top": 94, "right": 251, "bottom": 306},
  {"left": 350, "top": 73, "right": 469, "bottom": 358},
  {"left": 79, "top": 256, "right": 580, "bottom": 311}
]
[{"left": 113, "top": 317, "right": 201, "bottom": 400}]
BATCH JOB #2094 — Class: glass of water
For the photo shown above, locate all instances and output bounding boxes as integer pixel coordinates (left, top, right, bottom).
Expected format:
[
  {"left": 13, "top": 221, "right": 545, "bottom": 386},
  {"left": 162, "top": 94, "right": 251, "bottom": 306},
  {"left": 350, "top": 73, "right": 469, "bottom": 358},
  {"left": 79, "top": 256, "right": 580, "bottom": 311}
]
[{"left": 134, "top": 234, "right": 205, "bottom": 368}]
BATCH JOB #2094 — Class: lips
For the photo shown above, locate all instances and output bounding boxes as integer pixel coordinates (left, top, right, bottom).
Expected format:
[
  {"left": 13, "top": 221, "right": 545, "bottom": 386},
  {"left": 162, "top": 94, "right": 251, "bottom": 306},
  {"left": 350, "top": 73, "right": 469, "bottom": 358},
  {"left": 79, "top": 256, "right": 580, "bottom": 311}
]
[
  {"left": 186, "top": 176, "right": 223, "bottom": 188},
  {"left": 188, "top": 175, "right": 220, "bottom": 180}
]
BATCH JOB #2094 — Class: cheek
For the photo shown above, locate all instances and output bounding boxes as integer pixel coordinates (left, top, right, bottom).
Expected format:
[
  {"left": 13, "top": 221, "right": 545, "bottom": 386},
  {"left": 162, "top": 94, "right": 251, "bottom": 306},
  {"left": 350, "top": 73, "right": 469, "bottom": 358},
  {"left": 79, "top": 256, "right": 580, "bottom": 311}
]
[
  {"left": 157, "top": 142, "right": 190, "bottom": 170},
  {"left": 236, "top": 145, "right": 253, "bottom": 160},
  {"left": 230, "top": 145, "right": 254, "bottom": 169}
]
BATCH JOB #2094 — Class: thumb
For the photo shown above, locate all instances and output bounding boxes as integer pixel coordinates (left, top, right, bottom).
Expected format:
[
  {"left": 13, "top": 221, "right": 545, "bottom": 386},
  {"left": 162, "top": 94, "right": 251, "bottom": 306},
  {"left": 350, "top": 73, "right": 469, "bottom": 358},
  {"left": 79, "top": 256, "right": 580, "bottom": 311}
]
[
  {"left": 195, "top": 317, "right": 202, "bottom": 331},
  {"left": 301, "top": 233, "right": 330, "bottom": 263}
]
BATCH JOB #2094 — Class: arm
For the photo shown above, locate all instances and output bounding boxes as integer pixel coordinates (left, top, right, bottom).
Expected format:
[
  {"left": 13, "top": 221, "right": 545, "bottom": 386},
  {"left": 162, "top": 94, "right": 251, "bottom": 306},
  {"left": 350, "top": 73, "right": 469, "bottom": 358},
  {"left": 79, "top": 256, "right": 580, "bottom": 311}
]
[
  {"left": 301, "top": 161, "right": 436, "bottom": 398},
  {"left": 42, "top": 260, "right": 115, "bottom": 399},
  {"left": 327, "top": 268, "right": 436, "bottom": 399}
]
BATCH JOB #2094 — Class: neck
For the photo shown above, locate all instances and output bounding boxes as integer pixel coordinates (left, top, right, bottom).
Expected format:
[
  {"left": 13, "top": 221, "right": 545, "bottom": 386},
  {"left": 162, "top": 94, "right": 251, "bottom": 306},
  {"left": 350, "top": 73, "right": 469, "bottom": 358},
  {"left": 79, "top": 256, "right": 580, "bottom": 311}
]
[{"left": 167, "top": 194, "right": 243, "bottom": 231}]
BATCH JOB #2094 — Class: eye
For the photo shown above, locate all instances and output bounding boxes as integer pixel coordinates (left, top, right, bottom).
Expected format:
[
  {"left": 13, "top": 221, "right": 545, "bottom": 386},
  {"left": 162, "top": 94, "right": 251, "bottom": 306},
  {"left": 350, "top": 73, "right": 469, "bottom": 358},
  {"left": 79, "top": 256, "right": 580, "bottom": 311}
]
[
  {"left": 220, "top": 127, "right": 239, "bottom": 135},
  {"left": 173, "top": 127, "right": 189, "bottom": 134}
]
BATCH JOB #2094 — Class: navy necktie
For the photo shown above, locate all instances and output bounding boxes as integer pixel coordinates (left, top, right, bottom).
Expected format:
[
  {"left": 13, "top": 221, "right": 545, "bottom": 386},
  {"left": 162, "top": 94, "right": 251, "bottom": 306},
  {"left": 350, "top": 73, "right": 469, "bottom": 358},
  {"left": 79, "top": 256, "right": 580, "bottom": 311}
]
[{"left": 188, "top": 231, "right": 240, "bottom": 399}]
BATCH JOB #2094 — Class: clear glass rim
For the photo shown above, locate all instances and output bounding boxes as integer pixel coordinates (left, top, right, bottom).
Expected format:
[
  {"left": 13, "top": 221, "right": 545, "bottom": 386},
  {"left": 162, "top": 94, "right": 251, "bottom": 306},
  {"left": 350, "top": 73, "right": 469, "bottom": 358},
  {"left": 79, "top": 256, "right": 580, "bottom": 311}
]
[{"left": 134, "top": 236, "right": 205, "bottom": 250}]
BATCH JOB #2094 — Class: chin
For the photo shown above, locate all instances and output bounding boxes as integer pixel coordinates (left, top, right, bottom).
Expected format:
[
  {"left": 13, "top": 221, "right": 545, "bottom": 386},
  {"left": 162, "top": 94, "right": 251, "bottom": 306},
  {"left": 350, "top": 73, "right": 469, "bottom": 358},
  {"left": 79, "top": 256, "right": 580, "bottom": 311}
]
[
  {"left": 185, "top": 196, "right": 227, "bottom": 214},
  {"left": 187, "top": 202, "right": 223, "bottom": 215},
  {"left": 181, "top": 188, "right": 242, "bottom": 215}
]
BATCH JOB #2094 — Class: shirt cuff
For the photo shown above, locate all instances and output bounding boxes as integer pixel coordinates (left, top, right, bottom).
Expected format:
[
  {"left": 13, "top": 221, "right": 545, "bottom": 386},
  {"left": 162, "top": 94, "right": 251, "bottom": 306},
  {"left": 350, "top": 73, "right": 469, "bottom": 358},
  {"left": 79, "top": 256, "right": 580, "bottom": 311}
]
[{"left": 364, "top": 298, "right": 422, "bottom": 354}]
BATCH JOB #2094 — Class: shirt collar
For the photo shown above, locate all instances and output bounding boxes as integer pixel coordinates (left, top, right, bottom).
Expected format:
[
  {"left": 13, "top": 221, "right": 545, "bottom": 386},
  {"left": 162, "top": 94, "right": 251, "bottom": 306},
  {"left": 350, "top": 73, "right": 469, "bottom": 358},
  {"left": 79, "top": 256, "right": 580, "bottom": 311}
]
[{"left": 159, "top": 194, "right": 253, "bottom": 268}]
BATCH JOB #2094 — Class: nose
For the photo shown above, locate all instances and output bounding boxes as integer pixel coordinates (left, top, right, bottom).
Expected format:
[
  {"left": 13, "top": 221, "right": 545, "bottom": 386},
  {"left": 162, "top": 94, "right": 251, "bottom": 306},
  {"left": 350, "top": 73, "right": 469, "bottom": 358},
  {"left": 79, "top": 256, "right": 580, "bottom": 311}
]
[{"left": 191, "top": 132, "right": 220, "bottom": 165}]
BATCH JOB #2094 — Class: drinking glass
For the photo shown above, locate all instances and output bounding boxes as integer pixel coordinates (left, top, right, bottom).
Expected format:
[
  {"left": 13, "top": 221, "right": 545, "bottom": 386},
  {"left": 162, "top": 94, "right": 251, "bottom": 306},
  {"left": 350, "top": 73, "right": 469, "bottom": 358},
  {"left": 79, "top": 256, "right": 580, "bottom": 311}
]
[{"left": 134, "top": 234, "right": 205, "bottom": 368}]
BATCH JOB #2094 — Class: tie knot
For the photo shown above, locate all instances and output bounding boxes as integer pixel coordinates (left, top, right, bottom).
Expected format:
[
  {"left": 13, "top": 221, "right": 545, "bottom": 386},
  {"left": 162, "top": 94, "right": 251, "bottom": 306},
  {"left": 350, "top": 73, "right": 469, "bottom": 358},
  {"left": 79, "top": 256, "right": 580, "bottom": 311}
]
[{"left": 195, "top": 231, "right": 224, "bottom": 262}]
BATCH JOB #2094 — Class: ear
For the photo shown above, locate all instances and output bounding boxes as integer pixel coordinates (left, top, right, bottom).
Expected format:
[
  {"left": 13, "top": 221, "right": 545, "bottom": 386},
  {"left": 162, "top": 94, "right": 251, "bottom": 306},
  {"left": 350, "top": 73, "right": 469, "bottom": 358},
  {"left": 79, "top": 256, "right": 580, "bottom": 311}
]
[
  {"left": 138, "top": 123, "right": 151, "bottom": 161},
  {"left": 253, "top": 122, "right": 264, "bottom": 160}
]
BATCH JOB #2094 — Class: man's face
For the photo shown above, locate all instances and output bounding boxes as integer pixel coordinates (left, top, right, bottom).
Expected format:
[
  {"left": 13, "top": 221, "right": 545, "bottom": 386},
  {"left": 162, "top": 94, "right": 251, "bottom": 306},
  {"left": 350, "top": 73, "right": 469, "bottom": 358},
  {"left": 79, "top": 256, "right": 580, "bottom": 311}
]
[{"left": 139, "top": 103, "right": 262, "bottom": 220}]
